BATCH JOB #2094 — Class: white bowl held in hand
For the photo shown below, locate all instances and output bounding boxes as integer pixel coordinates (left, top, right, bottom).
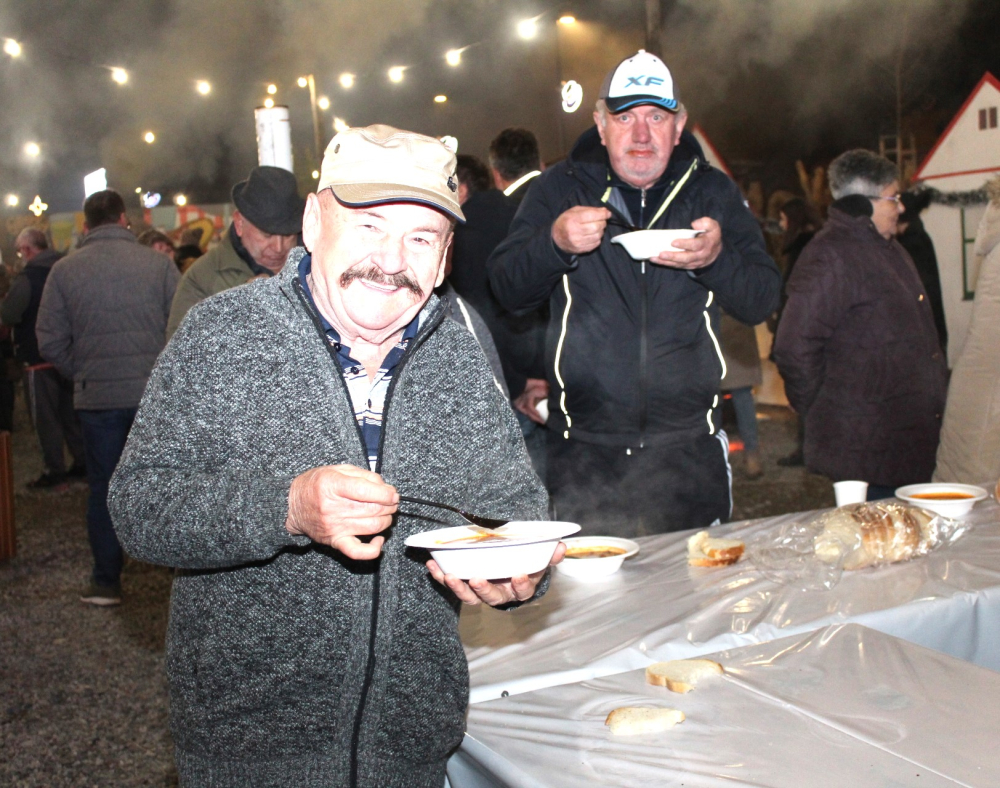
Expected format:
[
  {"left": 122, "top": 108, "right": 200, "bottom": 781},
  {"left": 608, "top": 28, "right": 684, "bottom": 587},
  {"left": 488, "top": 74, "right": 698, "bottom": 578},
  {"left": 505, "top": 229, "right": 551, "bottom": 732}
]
[
  {"left": 895, "top": 483, "right": 988, "bottom": 517},
  {"left": 405, "top": 521, "right": 580, "bottom": 580},
  {"left": 611, "top": 229, "right": 704, "bottom": 260},
  {"left": 556, "top": 536, "right": 640, "bottom": 580}
]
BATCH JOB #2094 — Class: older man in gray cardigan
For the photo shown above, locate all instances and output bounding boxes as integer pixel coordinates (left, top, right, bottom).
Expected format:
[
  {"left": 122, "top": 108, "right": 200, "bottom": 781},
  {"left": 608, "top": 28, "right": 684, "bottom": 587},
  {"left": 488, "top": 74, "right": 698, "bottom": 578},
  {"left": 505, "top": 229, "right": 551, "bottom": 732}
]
[{"left": 109, "top": 126, "right": 559, "bottom": 787}]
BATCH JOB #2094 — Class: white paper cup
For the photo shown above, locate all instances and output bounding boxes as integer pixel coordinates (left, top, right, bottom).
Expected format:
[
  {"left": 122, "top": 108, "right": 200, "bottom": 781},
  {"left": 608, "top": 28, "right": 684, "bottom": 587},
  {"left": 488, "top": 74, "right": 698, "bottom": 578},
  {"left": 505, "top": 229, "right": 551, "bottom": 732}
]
[{"left": 834, "top": 480, "right": 869, "bottom": 506}]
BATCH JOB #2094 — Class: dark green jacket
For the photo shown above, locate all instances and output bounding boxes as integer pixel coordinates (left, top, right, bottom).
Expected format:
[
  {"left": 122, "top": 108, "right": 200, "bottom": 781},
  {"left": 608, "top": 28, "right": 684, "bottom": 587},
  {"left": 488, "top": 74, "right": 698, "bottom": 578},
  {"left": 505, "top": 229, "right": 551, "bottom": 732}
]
[{"left": 167, "top": 231, "right": 254, "bottom": 339}]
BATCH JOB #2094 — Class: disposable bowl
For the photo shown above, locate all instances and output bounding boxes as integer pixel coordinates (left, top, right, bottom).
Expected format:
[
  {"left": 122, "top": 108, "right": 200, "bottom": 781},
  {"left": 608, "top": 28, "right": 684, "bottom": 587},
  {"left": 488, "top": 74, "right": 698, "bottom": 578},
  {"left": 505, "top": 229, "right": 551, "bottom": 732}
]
[
  {"left": 556, "top": 536, "right": 640, "bottom": 580},
  {"left": 611, "top": 229, "right": 703, "bottom": 260},
  {"left": 894, "top": 483, "right": 988, "bottom": 518},
  {"left": 405, "top": 521, "right": 580, "bottom": 580}
]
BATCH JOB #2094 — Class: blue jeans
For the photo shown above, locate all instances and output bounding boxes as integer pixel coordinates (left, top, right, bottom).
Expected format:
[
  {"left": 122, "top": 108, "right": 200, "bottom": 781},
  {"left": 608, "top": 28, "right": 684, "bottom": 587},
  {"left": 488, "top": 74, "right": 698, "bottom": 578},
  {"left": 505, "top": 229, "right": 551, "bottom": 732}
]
[
  {"left": 728, "top": 386, "right": 759, "bottom": 453},
  {"left": 77, "top": 408, "right": 136, "bottom": 587},
  {"left": 515, "top": 410, "right": 547, "bottom": 481}
]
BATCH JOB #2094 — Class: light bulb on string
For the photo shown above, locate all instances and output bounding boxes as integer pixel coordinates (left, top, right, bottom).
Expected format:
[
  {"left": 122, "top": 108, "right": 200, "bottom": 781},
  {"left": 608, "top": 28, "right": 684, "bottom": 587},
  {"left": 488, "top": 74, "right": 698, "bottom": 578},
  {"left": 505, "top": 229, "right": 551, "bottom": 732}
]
[{"left": 517, "top": 18, "right": 539, "bottom": 40}]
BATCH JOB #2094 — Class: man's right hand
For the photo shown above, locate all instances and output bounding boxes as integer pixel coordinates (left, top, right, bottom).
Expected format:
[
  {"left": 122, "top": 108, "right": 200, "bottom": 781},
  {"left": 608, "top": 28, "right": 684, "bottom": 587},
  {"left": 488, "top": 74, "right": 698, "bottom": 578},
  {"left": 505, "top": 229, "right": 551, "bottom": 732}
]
[
  {"left": 514, "top": 378, "right": 550, "bottom": 424},
  {"left": 285, "top": 464, "right": 399, "bottom": 560},
  {"left": 551, "top": 206, "right": 612, "bottom": 255}
]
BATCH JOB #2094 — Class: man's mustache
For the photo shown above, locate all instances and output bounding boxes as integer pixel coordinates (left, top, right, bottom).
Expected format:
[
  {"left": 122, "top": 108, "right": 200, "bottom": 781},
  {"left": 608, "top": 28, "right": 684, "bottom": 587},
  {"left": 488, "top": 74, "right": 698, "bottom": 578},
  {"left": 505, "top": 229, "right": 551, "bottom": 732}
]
[{"left": 339, "top": 264, "right": 423, "bottom": 296}]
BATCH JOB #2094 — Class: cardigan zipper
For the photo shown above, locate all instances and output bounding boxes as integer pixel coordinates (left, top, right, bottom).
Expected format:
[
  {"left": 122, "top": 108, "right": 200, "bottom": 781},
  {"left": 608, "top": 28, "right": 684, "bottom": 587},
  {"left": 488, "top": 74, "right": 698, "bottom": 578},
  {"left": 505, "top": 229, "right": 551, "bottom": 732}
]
[
  {"left": 639, "top": 189, "right": 648, "bottom": 449},
  {"left": 291, "top": 277, "right": 447, "bottom": 787},
  {"left": 348, "top": 304, "right": 444, "bottom": 788}
]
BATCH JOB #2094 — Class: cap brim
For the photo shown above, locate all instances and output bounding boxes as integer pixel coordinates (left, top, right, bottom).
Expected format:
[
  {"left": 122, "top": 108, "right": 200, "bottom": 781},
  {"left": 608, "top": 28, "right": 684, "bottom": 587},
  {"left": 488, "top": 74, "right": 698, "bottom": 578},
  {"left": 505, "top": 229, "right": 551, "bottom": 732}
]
[
  {"left": 330, "top": 183, "right": 465, "bottom": 223},
  {"left": 605, "top": 95, "right": 678, "bottom": 114}
]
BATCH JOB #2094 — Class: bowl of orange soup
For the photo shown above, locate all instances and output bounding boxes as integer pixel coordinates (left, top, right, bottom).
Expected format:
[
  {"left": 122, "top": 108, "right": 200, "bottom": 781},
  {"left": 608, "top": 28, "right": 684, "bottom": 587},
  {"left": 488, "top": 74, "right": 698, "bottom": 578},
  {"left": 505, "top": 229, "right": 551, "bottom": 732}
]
[{"left": 895, "top": 483, "right": 989, "bottom": 518}]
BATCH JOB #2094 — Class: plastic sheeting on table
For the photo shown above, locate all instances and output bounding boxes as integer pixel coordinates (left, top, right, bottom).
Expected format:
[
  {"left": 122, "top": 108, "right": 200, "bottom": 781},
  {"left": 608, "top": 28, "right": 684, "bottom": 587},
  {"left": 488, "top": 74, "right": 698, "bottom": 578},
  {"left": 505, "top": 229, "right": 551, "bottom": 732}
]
[
  {"left": 450, "top": 624, "right": 1000, "bottom": 788},
  {"left": 461, "top": 499, "right": 1000, "bottom": 702}
]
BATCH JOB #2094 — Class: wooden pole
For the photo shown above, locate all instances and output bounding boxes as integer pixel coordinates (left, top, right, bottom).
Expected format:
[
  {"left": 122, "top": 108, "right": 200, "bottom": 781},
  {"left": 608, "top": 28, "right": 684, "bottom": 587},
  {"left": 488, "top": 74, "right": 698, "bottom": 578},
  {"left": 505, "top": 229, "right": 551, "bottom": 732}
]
[{"left": 0, "top": 431, "right": 14, "bottom": 561}]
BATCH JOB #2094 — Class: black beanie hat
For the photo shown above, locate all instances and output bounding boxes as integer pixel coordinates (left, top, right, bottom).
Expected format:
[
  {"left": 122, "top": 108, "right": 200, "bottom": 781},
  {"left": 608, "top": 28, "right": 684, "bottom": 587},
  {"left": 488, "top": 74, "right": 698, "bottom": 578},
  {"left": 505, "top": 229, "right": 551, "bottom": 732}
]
[{"left": 231, "top": 166, "right": 305, "bottom": 236}]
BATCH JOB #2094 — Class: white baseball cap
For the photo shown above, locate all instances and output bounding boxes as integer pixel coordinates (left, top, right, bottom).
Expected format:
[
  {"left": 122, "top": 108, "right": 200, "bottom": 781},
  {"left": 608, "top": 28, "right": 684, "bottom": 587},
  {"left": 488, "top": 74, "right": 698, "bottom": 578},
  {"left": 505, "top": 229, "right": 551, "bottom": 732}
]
[
  {"left": 599, "top": 50, "right": 679, "bottom": 114},
  {"left": 318, "top": 124, "right": 465, "bottom": 222}
]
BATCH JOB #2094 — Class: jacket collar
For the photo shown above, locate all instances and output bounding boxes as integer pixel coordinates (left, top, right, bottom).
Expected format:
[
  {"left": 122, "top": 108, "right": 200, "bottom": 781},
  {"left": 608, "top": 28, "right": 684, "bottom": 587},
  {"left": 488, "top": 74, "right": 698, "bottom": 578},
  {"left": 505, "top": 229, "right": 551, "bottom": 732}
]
[
  {"left": 79, "top": 224, "right": 137, "bottom": 247},
  {"left": 827, "top": 205, "right": 891, "bottom": 244},
  {"left": 24, "top": 249, "right": 62, "bottom": 269}
]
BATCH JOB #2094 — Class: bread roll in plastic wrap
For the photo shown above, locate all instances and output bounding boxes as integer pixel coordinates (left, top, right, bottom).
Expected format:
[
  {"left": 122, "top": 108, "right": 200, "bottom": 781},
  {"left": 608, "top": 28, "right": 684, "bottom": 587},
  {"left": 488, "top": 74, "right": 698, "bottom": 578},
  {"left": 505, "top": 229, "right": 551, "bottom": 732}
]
[{"left": 814, "top": 502, "right": 936, "bottom": 570}]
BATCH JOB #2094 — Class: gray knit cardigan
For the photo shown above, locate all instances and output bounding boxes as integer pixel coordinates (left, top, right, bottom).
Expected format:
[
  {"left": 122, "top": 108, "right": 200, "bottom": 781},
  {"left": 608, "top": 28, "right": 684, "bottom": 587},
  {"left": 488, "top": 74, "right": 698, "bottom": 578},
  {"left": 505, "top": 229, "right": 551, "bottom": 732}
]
[{"left": 109, "top": 247, "right": 548, "bottom": 787}]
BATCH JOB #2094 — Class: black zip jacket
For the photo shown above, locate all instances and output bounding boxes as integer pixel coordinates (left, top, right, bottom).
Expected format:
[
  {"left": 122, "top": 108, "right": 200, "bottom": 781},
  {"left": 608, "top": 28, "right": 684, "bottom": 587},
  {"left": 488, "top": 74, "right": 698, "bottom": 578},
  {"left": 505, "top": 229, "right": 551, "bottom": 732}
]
[{"left": 488, "top": 126, "right": 781, "bottom": 448}]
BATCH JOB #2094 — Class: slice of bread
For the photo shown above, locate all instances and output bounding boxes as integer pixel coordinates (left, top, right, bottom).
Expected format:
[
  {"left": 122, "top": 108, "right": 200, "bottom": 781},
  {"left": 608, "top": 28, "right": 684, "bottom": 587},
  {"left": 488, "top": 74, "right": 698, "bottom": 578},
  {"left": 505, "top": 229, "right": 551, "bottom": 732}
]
[
  {"left": 605, "top": 706, "right": 685, "bottom": 735},
  {"left": 687, "top": 530, "right": 744, "bottom": 567},
  {"left": 645, "top": 658, "right": 724, "bottom": 693}
]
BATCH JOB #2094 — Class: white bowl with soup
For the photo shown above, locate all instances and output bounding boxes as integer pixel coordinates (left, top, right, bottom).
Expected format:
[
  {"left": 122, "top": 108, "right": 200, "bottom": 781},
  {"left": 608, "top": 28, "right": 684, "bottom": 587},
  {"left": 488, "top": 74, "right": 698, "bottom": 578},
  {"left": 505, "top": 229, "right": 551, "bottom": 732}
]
[
  {"left": 405, "top": 521, "right": 580, "bottom": 580},
  {"left": 556, "top": 536, "right": 640, "bottom": 580},
  {"left": 895, "top": 483, "right": 989, "bottom": 517}
]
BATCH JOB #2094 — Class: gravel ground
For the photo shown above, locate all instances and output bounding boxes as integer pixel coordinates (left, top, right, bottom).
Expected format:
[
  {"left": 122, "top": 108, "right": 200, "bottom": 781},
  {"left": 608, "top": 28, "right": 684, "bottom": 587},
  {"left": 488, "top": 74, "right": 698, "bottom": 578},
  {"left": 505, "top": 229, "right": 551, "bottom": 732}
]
[{"left": 0, "top": 396, "right": 833, "bottom": 787}]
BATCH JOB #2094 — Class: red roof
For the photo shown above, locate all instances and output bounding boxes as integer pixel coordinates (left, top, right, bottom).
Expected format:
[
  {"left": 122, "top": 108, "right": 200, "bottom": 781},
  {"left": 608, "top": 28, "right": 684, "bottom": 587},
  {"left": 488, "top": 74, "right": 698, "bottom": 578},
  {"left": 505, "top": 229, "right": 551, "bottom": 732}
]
[
  {"left": 692, "top": 124, "right": 733, "bottom": 177},
  {"left": 914, "top": 71, "right": 1000, "bottom": 181}
]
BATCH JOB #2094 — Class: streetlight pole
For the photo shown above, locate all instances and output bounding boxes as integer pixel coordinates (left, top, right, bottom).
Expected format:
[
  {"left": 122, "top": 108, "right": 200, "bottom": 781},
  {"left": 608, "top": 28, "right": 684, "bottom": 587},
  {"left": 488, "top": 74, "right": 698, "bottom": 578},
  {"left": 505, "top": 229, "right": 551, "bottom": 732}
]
[
  {"left": 307, "top": 74, "right": 322, "bottom": 163},
  {"left": 645, "top": 0, "right": 661, "bottom": 51},
  {"left": 554, "top": 24, "right": 567, "bottom": 155}
]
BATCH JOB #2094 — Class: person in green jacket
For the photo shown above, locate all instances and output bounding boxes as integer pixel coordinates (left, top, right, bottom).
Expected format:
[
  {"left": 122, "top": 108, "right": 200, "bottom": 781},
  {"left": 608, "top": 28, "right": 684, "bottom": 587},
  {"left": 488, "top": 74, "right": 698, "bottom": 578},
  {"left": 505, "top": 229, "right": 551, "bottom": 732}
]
[{"left": 166, "top": 165, "right": 304, "bottom": 338}]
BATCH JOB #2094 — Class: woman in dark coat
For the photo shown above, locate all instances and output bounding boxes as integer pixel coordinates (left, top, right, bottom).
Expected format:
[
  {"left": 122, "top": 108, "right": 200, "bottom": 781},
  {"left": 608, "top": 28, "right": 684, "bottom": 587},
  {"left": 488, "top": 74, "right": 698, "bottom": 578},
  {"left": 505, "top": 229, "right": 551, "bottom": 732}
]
[{"left": 773, "top": 150, "right": 947, "bottom": 499}]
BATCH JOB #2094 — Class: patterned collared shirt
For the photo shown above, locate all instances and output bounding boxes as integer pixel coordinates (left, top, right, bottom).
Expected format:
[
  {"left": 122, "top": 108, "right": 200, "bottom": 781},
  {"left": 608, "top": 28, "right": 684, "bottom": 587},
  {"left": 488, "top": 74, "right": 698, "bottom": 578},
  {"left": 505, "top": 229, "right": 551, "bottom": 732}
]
[{"left": 298, "top": 254, "right": 418, "bottom": 470}]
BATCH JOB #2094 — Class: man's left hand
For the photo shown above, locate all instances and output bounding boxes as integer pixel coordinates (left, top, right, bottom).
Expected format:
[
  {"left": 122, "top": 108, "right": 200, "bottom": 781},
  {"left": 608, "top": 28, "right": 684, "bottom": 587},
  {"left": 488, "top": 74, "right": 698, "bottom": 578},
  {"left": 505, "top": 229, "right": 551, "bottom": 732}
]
[
  {"left": 648, "top": 217, "right": 722, "bottom": 270},
  {"left": 426, "top": 542, "right": 567, "bottom": 606}
]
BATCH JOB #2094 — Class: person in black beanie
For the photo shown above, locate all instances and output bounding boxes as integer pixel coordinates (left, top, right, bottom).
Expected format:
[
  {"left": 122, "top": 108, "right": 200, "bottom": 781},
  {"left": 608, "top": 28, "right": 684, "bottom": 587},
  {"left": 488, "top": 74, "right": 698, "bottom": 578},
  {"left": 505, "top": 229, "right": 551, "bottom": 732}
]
[
  {"left": 167, "top": 166, "right": 304, "bottom": 338},
  {"left": 898, "top": 190, "right": 948, "bottom": 358}
]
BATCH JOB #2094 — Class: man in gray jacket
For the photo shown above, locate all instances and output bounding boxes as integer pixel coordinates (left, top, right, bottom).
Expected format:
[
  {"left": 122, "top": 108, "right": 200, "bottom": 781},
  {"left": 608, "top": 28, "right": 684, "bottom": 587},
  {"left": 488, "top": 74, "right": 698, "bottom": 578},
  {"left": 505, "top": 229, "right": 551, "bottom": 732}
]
[
  {"left": 36, "top": 190, "right": 179, "bottom": 606},
  {"left": 109, "top": 125, "right": 559, "bottom": 787},
  {"left": 1, "top": 228, "right": 86, "bottom": 489}
]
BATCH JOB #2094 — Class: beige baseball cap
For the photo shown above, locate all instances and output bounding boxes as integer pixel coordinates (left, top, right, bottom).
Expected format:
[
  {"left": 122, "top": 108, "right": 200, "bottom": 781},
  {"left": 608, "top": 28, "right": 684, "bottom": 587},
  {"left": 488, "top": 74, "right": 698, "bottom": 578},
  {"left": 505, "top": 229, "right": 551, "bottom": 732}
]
[{"left": 317, "top": 124, "right": 465, "bottom": 222}]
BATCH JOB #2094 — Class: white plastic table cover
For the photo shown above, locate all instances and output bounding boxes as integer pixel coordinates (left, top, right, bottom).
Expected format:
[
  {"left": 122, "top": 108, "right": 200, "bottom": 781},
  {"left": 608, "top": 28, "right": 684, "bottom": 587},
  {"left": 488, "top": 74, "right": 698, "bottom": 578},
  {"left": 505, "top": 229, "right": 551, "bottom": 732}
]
[
  {"left": 449, "top": 623, "right": 1000, "bottom": 788},
  {"left": 460, "top": 498, "right": 1000, "bottom": 703}
]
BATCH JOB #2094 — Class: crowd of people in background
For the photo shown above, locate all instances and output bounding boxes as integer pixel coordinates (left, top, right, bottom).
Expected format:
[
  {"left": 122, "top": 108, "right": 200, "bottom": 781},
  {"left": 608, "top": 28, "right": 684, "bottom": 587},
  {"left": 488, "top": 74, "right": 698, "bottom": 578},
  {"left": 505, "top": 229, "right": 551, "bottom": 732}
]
[
  {"left": 1, "top": 133, "right": 984, "bottom": 554},
  {"left": 1, "top": 80, "right": 991, "bottom": 562}
]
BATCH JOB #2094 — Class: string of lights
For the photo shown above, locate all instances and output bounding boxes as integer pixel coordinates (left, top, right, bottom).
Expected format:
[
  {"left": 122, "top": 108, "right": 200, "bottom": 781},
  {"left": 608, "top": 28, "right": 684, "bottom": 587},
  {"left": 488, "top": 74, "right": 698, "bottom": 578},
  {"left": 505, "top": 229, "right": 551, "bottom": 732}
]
[{"left": 2, "top": 3, "right": 580, "bottom": 213}]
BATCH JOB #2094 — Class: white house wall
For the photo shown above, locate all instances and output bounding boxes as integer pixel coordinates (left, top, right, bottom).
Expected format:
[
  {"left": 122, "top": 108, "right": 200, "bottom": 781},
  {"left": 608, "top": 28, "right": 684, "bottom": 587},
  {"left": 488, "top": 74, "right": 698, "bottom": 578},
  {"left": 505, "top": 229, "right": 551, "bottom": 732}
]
[
  {"left": 920, "top": 172, "right": 992, "bottom": 364},
  {"left": 918, "top": 79, "right": 1000, "bottom": 179}
]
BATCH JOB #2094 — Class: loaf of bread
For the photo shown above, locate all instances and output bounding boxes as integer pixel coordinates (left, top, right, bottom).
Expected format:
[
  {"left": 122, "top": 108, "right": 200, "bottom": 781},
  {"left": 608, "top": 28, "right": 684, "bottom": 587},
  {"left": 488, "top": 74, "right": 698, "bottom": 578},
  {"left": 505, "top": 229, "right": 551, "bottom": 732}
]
[
  {"left": 605, "top": 706, "right": 685, "bottom": 735},
  {"left": 646, "top": 659, "right": 723, "bottom": 692},
  {"left": 687, "top": 530, "right": 744, "bottom": 567},
  {"left": 814, "top": 502, "right": 935, "bottom": 570}
]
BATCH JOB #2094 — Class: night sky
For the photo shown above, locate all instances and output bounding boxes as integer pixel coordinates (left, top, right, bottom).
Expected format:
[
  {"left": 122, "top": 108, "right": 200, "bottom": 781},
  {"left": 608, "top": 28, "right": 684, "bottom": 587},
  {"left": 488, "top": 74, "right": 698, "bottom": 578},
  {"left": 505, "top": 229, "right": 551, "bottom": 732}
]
[{"left": 2, "top": 0, "right": 998, "bottom": 214}]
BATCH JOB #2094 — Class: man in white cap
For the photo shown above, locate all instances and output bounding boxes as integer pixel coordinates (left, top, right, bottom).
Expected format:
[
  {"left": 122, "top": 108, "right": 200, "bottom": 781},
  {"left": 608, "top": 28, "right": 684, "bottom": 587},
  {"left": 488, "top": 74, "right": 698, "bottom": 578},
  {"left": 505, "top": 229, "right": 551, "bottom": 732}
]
[
  {"left": 108, "top": 124, "right": 556, "bottom": 787},
  {"left": 489, "top": 50, "right": 781, "bottom": 536}
]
